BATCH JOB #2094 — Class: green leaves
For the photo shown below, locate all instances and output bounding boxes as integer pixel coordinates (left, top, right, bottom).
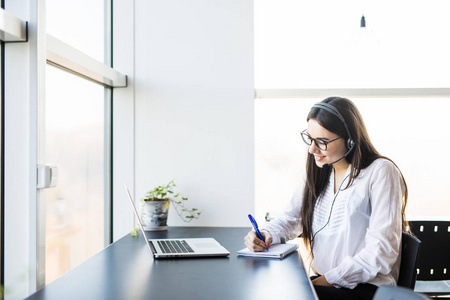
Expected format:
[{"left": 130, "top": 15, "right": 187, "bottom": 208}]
[
  {"left": 142, "top": 181, "right": 202, "bottom": 223},
  {"left": 144, "top": 180, "right": 176, "bottom": 200},
  {"left": 130, "top": 225, "right": 139, "bottom": 237}
]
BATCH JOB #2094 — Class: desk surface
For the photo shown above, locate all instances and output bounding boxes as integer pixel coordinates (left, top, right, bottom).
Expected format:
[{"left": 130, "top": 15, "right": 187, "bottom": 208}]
[{"left": 26, "top": 227, "right": 318, "bottom": 300}]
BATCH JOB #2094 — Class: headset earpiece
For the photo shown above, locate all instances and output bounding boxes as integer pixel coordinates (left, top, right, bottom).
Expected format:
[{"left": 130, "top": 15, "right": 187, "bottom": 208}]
[{"left": 347, "top": 139, "right": 354, "bottom": 150}]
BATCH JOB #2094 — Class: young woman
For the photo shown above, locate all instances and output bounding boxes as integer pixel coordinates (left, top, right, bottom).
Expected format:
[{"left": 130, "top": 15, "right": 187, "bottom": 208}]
[{"left": 244, "top": 97, "right": 408, "bottom": 300}]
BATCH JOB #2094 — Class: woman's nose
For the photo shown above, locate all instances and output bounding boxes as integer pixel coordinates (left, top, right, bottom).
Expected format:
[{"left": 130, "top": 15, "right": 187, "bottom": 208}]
[{"left": 308, "top": 141, "right": 320, "bottom": 154}]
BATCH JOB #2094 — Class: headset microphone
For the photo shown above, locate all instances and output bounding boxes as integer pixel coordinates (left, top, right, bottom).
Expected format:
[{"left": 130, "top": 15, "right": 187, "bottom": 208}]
[
  {"left": 322, "top": 141, "right": 355, "bottom": 168},
  {"left": 312, "top": 102, "right": 356, "bottom": 168}
]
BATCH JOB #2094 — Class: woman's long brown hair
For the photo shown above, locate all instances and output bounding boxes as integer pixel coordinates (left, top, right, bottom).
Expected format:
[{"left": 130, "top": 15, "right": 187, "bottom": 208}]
[{"left": 300, "top": 97, "right": 409, "bottom": 252}]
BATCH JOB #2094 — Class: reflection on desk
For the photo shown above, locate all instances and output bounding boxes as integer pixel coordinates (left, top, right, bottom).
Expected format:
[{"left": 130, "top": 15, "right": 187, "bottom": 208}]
[{"left": 26, "top": 227, "right": 318, "bottom": 300}]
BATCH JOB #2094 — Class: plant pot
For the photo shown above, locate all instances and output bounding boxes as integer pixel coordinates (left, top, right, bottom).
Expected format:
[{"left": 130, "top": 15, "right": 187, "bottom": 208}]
[{"left": 141, "top": 199, "right": 170, "bottom": 231}]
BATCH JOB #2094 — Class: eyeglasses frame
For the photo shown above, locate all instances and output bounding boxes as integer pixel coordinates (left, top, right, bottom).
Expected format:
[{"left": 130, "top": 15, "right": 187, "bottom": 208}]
[{"left": 300, "top": 129, "right": 341, "bottom": 151}]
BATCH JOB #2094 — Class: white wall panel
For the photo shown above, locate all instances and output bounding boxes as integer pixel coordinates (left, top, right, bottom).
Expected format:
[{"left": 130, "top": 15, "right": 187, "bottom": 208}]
[
  {"left": 112, "top": 0, "right": 135, "bottom": 241},
  {"left": 134, "top": 0, "right": 254, "bottom": 227}
]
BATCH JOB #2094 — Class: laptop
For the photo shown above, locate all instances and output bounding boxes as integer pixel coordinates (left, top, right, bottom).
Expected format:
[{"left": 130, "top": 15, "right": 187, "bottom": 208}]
[{"left": 125, "top": 185, "right": 230, "bottom": 258}]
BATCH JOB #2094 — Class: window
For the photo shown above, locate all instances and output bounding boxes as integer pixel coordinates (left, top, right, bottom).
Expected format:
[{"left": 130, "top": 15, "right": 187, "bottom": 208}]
[
  {"left": 3, "top": 1, "right": 125, "bottom": 297},
  {"left": 40, "top": 0, "right": 113, "bottom": 285},
  {"left": 255, "top": 1, "right": 450, "bottom": 220},
  {"left": 46, "top": 0, "right": 105, "bottom": 61}
]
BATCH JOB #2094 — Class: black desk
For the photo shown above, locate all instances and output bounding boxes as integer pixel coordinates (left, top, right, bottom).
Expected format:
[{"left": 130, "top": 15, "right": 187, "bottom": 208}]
[{"left": 26, "top": 227, "right": 318, "bottom": 300}]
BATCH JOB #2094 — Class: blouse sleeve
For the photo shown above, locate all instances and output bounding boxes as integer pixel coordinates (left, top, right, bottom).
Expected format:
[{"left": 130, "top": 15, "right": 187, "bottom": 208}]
[
  {"left": 324, "top": 161, "right": 404, "bottom": 289},
  {"left": 261, "top": 176, "right": 306, "bottom": 244}
]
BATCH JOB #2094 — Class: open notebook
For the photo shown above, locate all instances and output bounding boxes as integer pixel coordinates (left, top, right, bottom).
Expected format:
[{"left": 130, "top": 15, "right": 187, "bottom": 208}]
[{"left": 237, "top": 243, "right": 298, "bottom": 259}]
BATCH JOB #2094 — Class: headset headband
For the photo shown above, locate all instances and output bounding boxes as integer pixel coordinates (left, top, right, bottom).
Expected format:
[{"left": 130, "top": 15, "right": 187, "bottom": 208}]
[{"left": 312, "top": 102, "right": 354, "bottom": 149}]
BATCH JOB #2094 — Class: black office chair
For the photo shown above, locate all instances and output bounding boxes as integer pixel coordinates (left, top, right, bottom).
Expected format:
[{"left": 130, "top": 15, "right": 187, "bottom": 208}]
[
  {"left": 397, "top": 232, "right": 422, "bottom": 289},
  {"left": 409, "top": 220, "right": 450, "bottom": 298},
  {"left": 373, "top": 285, "right": 430, "bottom": 300}
]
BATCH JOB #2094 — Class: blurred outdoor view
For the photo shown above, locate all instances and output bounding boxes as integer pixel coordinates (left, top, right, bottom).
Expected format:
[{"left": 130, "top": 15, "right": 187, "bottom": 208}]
[
  {"left": 44, "top": 0, "right": 106, "bottom": 284},
  {"left": 44, "top": 66, "right": 106, "bottom": 284}
]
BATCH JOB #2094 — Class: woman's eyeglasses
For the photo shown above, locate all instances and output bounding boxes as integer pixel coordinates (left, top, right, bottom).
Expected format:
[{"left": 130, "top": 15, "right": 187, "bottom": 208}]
[{"left": 300, "top": 129, "right": 341, "bottom": 151}]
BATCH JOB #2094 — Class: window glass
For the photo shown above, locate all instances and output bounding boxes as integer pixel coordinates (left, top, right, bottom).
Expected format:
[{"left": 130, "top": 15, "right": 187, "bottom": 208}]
[
  {"left": 44, "top": 65, "right": 106, "bottom": 284},
  {"left": 255, "top": 98, "right": 450, "bottom": 220},
  {"left": 255, "top": 0, "right": 450, "bottom": 89},
  {"left": 46, "top": 0, "right": 105, "bottom": 61}
]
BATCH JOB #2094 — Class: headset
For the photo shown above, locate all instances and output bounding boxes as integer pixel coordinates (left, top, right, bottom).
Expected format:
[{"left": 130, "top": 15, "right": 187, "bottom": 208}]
[
  {"left": 309, "top": 101, "right": 356, "bottom": 243},
  {"left": 312, "top": 102, "right": 356, "bottom": 167}
]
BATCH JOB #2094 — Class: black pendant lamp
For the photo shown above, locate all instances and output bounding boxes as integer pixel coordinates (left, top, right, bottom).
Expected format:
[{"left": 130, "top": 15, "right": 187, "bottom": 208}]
[{"left": 360, "top": 15, "right": 366, "bottom": 28}]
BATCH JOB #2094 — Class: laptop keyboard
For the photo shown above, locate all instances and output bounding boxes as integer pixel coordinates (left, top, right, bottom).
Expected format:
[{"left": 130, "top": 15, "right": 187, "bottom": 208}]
[{"left": 157, "top": 240, "right": 194, "bottom": 253}]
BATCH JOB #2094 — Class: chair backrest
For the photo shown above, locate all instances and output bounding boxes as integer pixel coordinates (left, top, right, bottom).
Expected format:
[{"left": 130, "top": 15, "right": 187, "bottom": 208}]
[
  {"left": 397, "top": 232, "right": 421, "bottom": 289},
  {"left": 409, "top": 221, "right": 450, "bottom": 281},
  {"left": 373, "top": 286, "right": 430, "bottom": 300}
]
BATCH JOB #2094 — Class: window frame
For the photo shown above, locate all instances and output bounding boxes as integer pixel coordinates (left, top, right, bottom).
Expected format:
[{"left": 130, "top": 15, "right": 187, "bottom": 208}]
[{"left": 0, "top": 5, "right": 29, "bottom": 293}]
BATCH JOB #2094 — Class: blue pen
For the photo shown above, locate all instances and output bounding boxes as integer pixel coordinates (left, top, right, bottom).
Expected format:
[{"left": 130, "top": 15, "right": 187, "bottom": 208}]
[{"left": 248, "top": 214, "right": 269, "bottom": 251}]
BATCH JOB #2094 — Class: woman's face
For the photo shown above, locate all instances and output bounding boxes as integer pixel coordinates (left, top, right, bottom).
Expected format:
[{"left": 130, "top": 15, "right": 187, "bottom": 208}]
[{"left": 306, "top": 119, "right": 349, "bottom": 169}]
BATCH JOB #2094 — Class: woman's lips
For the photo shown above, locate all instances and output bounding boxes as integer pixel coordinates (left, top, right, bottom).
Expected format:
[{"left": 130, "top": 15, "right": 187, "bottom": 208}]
[{"left": 314, "top": 155, "right": 325, "bottom": 162}]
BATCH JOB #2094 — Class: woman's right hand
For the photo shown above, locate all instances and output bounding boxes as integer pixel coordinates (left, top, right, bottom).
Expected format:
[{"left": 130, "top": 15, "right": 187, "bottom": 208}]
[{"left": 244, "top": 229, "right": 272, "bottom": 252}]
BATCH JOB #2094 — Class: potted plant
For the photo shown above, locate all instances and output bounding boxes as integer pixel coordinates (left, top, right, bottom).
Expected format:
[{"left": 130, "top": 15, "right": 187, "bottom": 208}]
[{"left": 140, "top": 180, "right": 202, "bottom": 231}]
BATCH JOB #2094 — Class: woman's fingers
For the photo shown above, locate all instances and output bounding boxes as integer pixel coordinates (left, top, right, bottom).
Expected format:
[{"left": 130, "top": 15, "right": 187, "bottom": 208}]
[
  {"left": 261, "top": 230, "right": 272, "bottom": 247},
  {"left": 244, "top": 230, "right": 272, "bottom": 252}
]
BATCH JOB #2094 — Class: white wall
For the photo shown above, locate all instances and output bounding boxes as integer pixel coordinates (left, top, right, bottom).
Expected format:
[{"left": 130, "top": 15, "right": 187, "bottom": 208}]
[
  {"left": 112, "top": 0, "right": 135, "bottom": 241},
  {"left": 133, "top": 0, "right": 254, "bottom": 227}
]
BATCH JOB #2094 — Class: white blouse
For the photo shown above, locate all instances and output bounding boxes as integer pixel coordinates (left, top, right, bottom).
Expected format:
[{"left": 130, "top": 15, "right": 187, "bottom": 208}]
[{"left": 262, "top": 158, "right": 405, "bottom": 289}]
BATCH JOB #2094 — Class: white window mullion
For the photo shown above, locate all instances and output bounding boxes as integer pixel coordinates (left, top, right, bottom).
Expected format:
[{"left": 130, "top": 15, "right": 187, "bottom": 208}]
[{"left": 0, "top": 8, "right": 27, "bottom": 42}]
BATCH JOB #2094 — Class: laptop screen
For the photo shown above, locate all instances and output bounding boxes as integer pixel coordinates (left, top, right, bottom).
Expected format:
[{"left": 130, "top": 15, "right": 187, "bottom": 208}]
[{"left": 124, "top": 184, "right": 155, "bottom": 255}]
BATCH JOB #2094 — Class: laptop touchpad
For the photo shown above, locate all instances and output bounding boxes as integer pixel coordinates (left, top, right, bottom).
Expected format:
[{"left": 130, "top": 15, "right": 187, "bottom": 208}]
[{"left": 193, "top": 242, "right": 220, "bottom": 248}]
